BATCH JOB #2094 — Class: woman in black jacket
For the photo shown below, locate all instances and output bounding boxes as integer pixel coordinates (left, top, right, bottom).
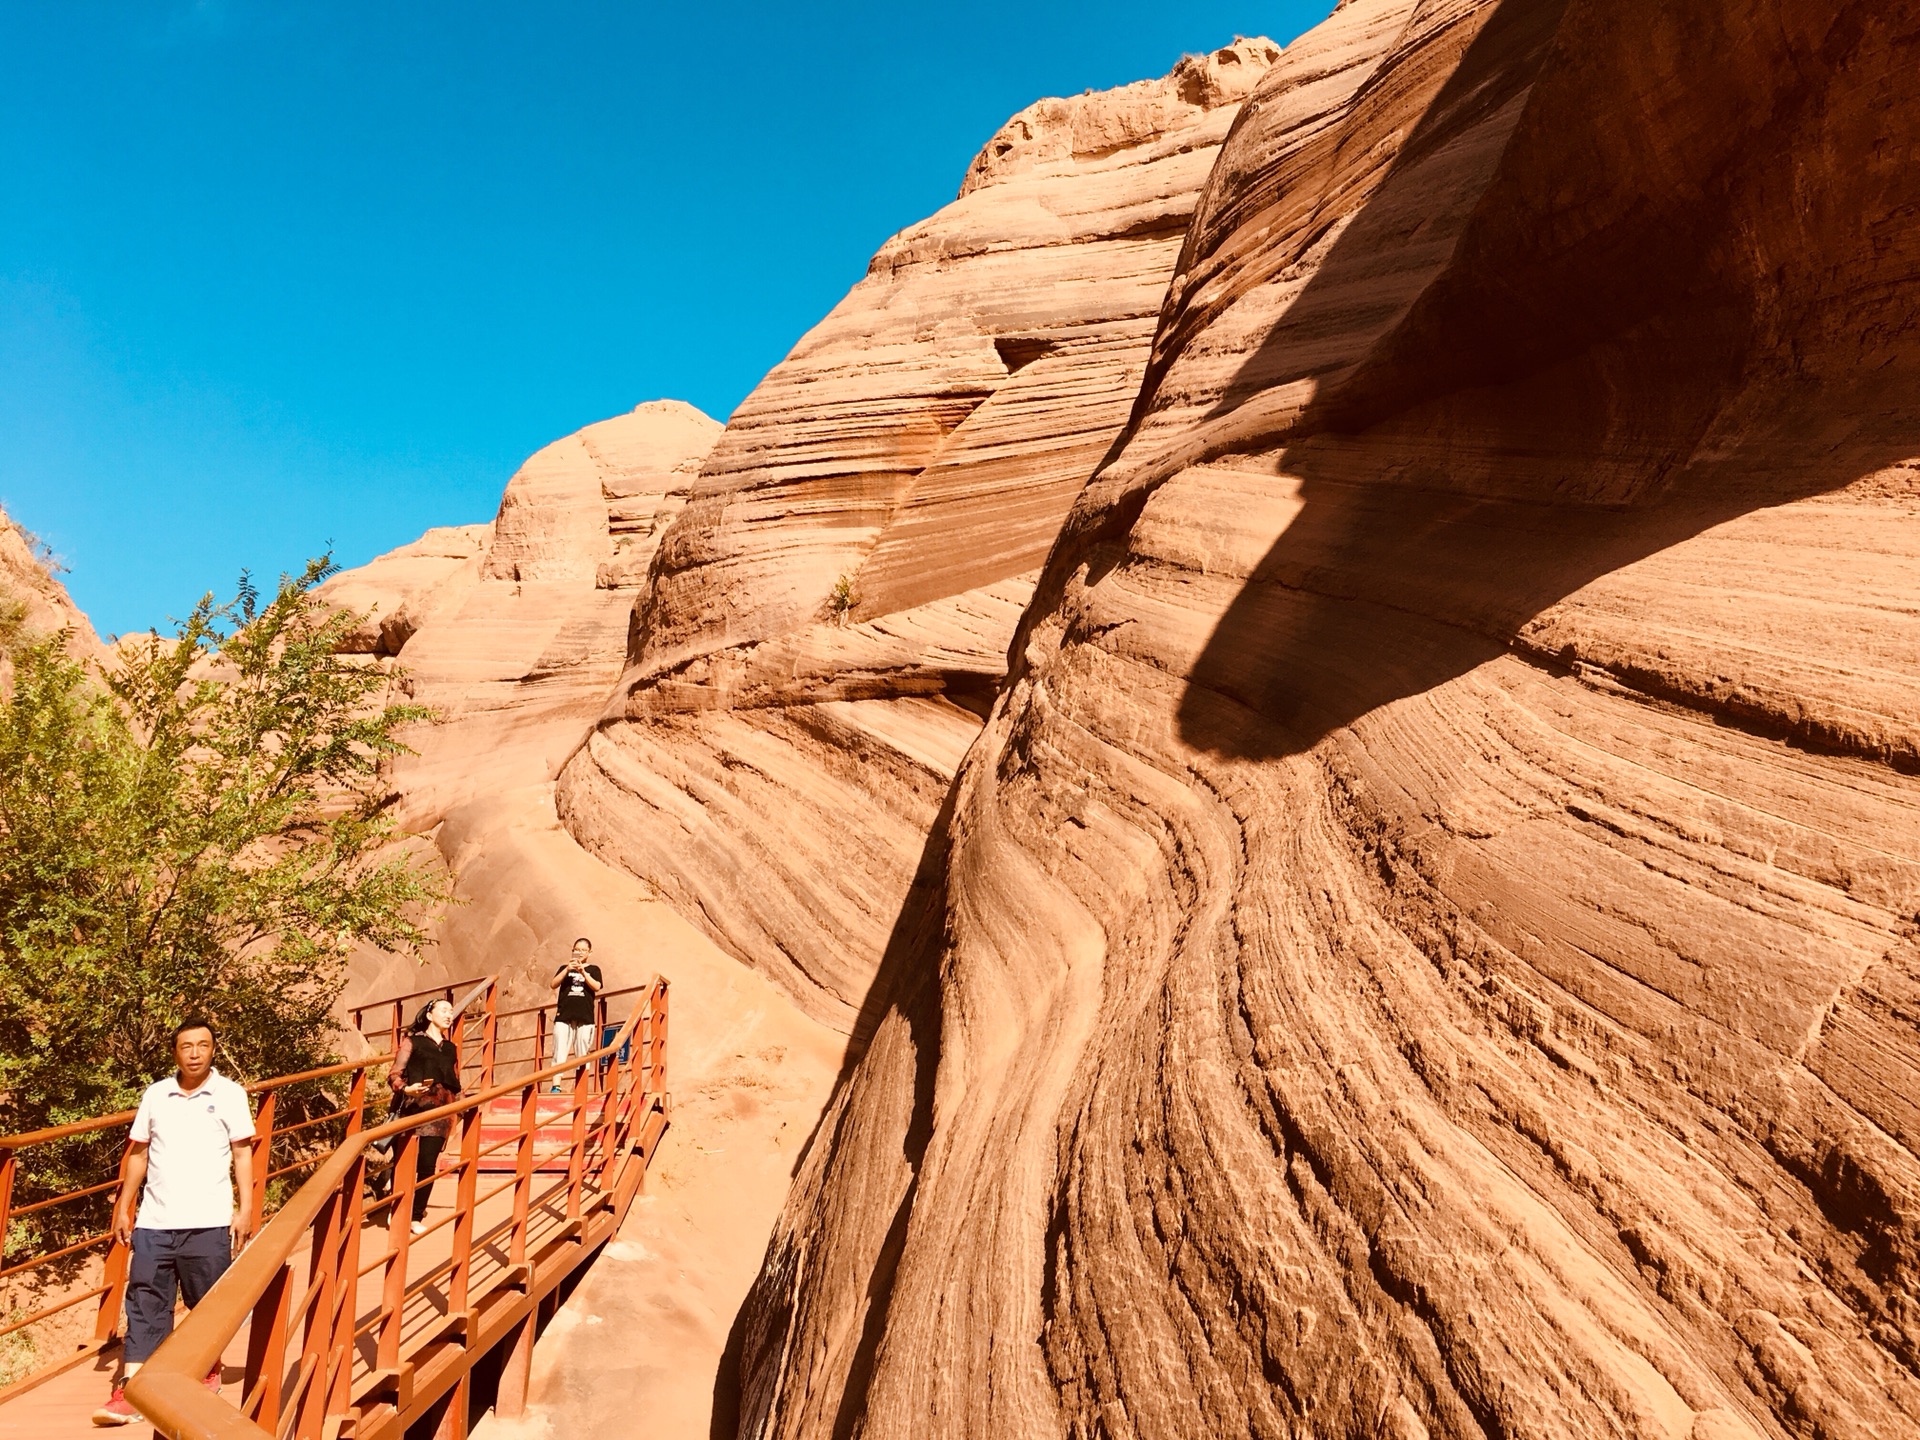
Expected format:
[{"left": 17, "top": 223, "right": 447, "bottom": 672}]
[{"left": 389, "top": 998, "right": 461, "bottom": 1234}]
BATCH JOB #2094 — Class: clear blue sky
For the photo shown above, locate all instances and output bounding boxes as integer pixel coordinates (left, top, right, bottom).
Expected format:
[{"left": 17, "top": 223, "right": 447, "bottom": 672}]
[{"left": 2, "top": 2, "right": 1328, "bottom": 636}]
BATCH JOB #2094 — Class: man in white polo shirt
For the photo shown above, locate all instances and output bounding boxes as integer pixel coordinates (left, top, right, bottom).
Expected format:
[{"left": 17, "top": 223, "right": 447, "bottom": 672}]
[{"left": 92, "top": 1018, "right": 256, "bottom": 1427}]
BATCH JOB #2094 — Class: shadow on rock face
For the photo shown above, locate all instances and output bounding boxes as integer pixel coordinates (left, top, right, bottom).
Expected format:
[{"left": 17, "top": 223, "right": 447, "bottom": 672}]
[{"left": 1176, "top": 0, "right": 1920, "bottom": 763}]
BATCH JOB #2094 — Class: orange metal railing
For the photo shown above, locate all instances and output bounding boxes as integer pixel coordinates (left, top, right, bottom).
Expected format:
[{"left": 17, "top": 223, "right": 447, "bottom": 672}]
[
  {"left": 350, "top": 979, "right": 653, "bottom": 1092},
  {"left": 0, "top": 1061, "right": 378, "bottom": 1405},
  {"left": 127, "top": 978, "right": 669, "bottom": 1440},
  {"left": 0, "top": 977, "right": 494, "bottom": 1403}
]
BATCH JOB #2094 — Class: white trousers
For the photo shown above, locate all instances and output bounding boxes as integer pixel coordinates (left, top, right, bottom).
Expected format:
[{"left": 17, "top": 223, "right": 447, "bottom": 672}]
[{"left": 551, "top": 1019, "right": 596, "bottom": 1069}]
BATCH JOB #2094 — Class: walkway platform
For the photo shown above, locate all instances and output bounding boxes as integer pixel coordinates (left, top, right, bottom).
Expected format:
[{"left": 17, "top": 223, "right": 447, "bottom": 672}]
[{"left": 0, "top": 977, "right": 670, "bottom": 1440}]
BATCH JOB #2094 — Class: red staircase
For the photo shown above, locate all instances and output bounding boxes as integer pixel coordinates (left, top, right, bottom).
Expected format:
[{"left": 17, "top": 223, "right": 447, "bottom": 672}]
[{"left": 476, "top": 1091, "right": 592, "bottom": 1172}]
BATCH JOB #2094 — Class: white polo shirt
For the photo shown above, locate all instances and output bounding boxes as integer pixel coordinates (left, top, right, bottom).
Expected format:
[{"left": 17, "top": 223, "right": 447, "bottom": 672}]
[{"left": 128, "top": 1068, "right": 254, "bottom": 1231}]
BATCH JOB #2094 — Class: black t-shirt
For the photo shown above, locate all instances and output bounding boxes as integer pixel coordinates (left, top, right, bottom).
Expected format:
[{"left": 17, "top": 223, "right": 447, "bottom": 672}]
[{"left": 555, "top": 963, "right": 603, "bottom": 1025}]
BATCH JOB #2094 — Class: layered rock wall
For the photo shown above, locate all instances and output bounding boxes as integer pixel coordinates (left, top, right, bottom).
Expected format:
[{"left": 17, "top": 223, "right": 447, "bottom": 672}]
[
  {"left": 736, "top": 2, "right": 1920, "bottom": 1437},
  {"left": 555, "top": 40, "right": 1282, "bottom": 1033}
]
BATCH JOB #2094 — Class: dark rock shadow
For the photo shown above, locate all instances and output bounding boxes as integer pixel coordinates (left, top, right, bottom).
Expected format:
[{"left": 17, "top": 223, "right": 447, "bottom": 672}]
[{"left": 1172, "top": 0, "right": 1920, "bottom": 761}]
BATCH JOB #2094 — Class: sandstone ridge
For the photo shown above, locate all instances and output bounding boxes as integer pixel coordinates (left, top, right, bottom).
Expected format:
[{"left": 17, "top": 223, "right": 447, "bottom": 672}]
[
  {"left": 323, "top": 399, "right": 722, "bottom": 830},
  {"left": 731, "top": 2, "right": 1920, "bottom": 1438},
  {"left": 0, "top": 506, "right": 102, "bottom": 658},
  {"left": 554, "top": 40, "right": 1281, "bottom": 1034}
]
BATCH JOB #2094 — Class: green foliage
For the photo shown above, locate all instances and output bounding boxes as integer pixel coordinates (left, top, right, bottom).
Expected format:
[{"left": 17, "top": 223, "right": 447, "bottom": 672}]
[
  {"left": 827, "top": 573, "right": 857, "bottom": 626},
  {"left": 0, "top": 558, "right": 446, "bottom": 1243}
]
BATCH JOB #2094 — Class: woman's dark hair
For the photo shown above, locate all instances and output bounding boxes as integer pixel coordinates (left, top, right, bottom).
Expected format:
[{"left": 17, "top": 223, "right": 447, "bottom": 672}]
[{"left": 410, "top": 1000, "right": 449, "bottom": 1035}]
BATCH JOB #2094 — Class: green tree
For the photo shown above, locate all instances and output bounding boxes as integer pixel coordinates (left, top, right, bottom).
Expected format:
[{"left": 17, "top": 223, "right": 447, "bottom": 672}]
[{"left": 0, "top": 559, "right": 447, "bottom": 1240}]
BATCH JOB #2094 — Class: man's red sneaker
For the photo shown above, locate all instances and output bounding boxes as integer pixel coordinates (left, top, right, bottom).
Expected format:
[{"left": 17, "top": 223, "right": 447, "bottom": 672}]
[{"left": 90, "top": 1386, "right": 141, "bottom": 1426}]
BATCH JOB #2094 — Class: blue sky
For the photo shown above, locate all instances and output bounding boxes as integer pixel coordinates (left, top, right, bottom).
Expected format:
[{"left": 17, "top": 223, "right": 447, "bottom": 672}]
[{"left": 2, "top": 1, "right": 1329, "bottom": 636}]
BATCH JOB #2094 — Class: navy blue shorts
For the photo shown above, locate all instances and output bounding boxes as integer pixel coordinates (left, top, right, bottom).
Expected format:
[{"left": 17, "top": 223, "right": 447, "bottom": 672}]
[{"left": 124, "top": 1226, "right": 231, "bottom": 1364}]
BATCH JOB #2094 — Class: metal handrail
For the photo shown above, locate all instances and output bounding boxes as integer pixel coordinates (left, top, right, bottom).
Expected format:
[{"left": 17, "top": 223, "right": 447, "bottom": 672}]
[
  {"left": 0, "top": 982, "right": 505, "bottom": 1403},
  {"left": 349, "top": 975, "right": 649, "bottom": 1093},
  {"left": 126, "top": 980, "right": 669, "bottom": 1440},
  {"left": 0, "top": 1057, "right": 389, "bottom": 1154},
  {"left": 0, "top": 1061, "right": 393, "bottom": 1400}
]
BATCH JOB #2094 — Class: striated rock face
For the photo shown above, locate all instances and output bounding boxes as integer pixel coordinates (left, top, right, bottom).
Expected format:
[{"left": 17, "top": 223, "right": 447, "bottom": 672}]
[
  {"left": 324, "top": 400, "right": 721, "bottom": 829},
  {"left": 737, "top": 2, "right": 1920, "bottom": 1438},
  {"left": 555, "top": 38, "right": 1281, "bottom": 1033}
]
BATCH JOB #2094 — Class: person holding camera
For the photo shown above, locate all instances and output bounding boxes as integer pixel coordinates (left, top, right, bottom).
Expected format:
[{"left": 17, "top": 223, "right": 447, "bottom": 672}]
[{"left": 549, "top": 937, "right": 604, "bottom": 1092}]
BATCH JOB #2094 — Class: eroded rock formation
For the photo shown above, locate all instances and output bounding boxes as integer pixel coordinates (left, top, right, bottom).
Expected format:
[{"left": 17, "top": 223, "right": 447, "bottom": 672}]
[
  {"left": 554, "top": 39, "right": 1282, "bottom": 1033},
  {"left": 0, "top": 506, "right": 102, "bottom": 670},
  {"left": 735, "top": 2, "right": 1920, "bottom": 1438},
  {"left": 324, "top": 399, "right": 721, "bottom": 829}
]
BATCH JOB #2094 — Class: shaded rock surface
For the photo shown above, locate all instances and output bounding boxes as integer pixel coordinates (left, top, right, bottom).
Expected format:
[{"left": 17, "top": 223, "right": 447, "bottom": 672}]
[
  {"left": 555, "top": 39, "right": 1282, "bottom": 1034},
  {"left": 736, "top": 2, "right": 1920, "bottom": 1438}
]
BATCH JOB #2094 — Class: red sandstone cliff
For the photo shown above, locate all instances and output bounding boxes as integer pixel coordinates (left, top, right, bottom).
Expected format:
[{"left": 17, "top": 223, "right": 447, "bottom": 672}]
[
  {"left": 554, "top": 40, "right": 1282, "bottom": 1034},
  {"left": 0, "top": 506, "right": 102, "bottom": 664},
  {"left": 323, "top": 399, "right": 722, "bottom": 833},
  {"left": 731, "top": 3, "right": 1920, "bottom": 1438}
]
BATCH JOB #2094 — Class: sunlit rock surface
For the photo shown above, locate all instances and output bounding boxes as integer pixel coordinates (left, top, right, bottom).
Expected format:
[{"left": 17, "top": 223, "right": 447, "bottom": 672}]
[
  {"left": 0, "top": 506, "right": 102, "bottom": 674},
  {"left": 555, "top": 39, "right": 1283, "bottom": 1033},
  {"left": 734, "top": 2, "right": 1920, "bottom": 1437},
  {"left": 323, "top": 400, "right": 721, "bottom": 829}
]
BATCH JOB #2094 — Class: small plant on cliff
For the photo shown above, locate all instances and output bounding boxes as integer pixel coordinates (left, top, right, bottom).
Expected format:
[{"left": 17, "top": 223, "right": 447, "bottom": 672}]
[
  {"left": 0, "top": 558, "right": 447, "bottom": 1245},
  {"left": 827, "top": 573, "right": 858, "bottom": 627}
]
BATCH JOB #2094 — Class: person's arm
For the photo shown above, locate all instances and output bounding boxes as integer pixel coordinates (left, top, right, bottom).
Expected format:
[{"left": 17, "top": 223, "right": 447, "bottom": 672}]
[
  {"left": 390, "top": 1036, "right": 416, "bottom": 1096},
  {"left": 112, "top": 1142, "right": 150, "bottom": 1246},
  {"left": 584, "top": 964, "right": 604, "bottom": 994},
  {"left": 231, "top": 1140, "right": 255, "bottom": 1253}
]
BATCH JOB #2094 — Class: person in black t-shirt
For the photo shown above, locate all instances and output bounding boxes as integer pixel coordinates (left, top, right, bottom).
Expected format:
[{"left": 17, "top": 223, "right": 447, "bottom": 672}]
[{"left": 549, "top": 936, "right": 604, "bottom": 1092}]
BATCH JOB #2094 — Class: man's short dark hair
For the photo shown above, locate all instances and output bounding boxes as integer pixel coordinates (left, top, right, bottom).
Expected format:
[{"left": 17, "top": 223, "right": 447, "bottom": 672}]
[
  {"left": 573, "top": 937, "right": 592, "bottom": 948},
  {"left": 171, "top": 1017, "right": 217, "bottom": 1046}
]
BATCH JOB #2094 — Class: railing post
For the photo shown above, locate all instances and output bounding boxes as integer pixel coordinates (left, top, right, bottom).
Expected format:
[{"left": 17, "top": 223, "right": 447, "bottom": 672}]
[
  {"left": 0, "top": 1151, "right": 14, "bottom": 1272},
  {"left": 510, "top": 1082, "right": 536, "bottom": 1271},
  {"left": 378, "top": 1132, "right": 419, "bottom": 1376},
  {"left": 345, "top": 1068, "right": 368, "bottom": 1138},
  {"left": 449, "top": 1108, "right": 481, "bottom": 1325},
  {"left": 535, "top": 1008, "right": 549, "bottom": 1089},
  {"left": 90, "top": 1142, "right": 136, "bottom": 1346},
  {"left": 655, "top": 979, "right": 670, "bottom": 1100},
  {"left": 390, "top": 999, "right": 402, "bottom": 1059},
  {"left": 450, "top": 1005, "right": 468, "bottom": 1078},
  {"left": 593, "top": 993, "right": 608, "bottom": 1094},
  {"left": 243, "top": 1259, "right": 292, "bottom": 1431},
  {"left": 566, "top": 1062, "right": 588, "bottom": 1224},
  {"left": 251, "top": 1090, "right": 276, "bottom": 1227},
  {"left": 640, "top": 994, "right": 657, "bottom": 1116},
  {"left": 481, "top": 986, "right": 498, "bottom": 1090},
  {"left": 323, "top": 1154, "right": 367, "bottom": 1423},
  {"left": 595, "top": 1044, "right": 625, "bottom": 1183},
  {"left": 295, "top": 1189, "right": 344, "bottom": 1440}
]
